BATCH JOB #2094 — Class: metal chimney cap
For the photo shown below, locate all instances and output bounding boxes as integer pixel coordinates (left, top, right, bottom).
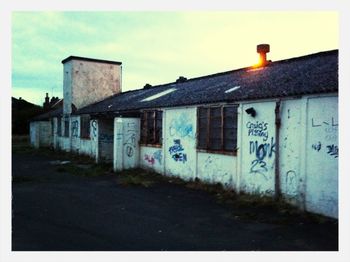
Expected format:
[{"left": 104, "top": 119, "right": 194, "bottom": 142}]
[{"left": 257, "top": 44, "right": 270, "bottom": 53}]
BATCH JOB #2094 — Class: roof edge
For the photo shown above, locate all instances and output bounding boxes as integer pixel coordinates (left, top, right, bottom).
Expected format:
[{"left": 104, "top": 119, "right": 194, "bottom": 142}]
[{"left": 61, "top": 56, "right": 122, "bottom": 65}]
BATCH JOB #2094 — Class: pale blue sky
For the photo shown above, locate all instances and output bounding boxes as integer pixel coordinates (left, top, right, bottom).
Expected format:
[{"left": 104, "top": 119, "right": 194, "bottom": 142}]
[{"left": 12, "top": 11, "right": 338, "bottom": 105}]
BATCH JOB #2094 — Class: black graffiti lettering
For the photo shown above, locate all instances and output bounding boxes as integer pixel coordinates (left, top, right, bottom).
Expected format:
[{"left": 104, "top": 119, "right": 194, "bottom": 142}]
[{"left": 326, "top": 144, "right": 338, "bottom": 158}]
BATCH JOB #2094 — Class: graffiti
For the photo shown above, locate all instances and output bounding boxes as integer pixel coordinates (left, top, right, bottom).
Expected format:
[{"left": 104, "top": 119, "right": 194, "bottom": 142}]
[
  {"left": 169, "top": 139, "right": 187, "bottom": 163},
  {"left": 312, "top": 117, "right": 338, "bottom": 127},
  {"left": 324, "top": 126, "right": 338, "bottom": 141},
  {"left": 144, "top": 150, "right": 162, "bottom": 166},
  {"left": 248, "top": 137, "right": 275, "bottom": 180},
  {"left": 126, "top": 146, "right": 134, "bottom": 157},
  {"left": 203, "top": 156, "right": 230, "bottom": 183},
  {"left": 100, "top": 133, "right": 113, "bottom": 143},
  {"left": 123, "top": 121, "right": 137, "bottom": 158},
  {"left": 153, "top": 150, "right": 162, "bottom": 165},
  {"left": 169, "top": 113, "right": 193, "bottom": 138},
  {"left": 326, "top": 144, "right": 338, "bottom": 158},
  {"left": 311, "top": 142, "right": 322, "bottom": 152},
  {"left": 286, "top": 170, "right": 298, "bottom": 195},
  {"left": 91, "top": 120, "right": 97, "bottom": 138},
  {"left": 246, "top": 121, "right": 269, "bottom": 141},
  {"left": 71, "top": 120, "right": 79, "bottom": 138},
  {"left": 250, "top": 160, "right": 268, "bottom": 180},
  {"left": 249, "top": 137, "right": 275, "bottom": 160},
  {"left": 144, "top": 154, "right": 155, "bottom": 165}
]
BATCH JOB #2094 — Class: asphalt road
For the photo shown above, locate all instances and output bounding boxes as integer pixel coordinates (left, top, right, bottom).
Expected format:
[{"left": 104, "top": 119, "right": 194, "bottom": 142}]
[{"left": 12, "top": 152, "right": 338, "bottom": 251}]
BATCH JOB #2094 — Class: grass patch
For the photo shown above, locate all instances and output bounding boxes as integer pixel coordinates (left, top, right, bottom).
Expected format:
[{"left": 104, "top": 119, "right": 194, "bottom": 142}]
[
  {"left": 56, "top": 162, "right": 112, "bottom": 177},
  {"left": 116, "top": 168, "right": 167, "bottom": 188}
]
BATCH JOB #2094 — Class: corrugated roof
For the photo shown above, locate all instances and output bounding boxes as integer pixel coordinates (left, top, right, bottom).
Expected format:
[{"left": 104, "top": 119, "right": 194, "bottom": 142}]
[{"left": 73, "top": 49, "right": 337, "bottom": 115}]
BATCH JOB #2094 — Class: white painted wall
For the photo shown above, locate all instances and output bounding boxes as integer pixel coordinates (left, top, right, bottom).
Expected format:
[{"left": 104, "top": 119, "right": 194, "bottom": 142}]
[
  {"left": 279, "top": 99, "right": 303, "bottom": 205},
  {"left": 197, "top": 152, "right": 236, "bottom": 189},
  {"left": 29, "top": 122, "right": 39, "bottom": 148},
  {"left": 140, "top": 146, "right": 164, "bottom": 174},
  {"left": 29, "top": 121, "right": 52, "bottom": 148},
  {"left": 304, "top": 96, "right": 338, "bottom": 218},
  {"left": 70, "top": 116, "right": 80, "bottom": 153},
  {"left": 164, "top": 107, "right": 197, "bottom": 181},
  {"left": 240, "top": 102, "right": 276, "bottom": 196},
  {"left": 63, "top": 59, "right": 122, "bottom": 115},
  {"left": 113, "top": 117, "right": 140, "bottom": 171}
]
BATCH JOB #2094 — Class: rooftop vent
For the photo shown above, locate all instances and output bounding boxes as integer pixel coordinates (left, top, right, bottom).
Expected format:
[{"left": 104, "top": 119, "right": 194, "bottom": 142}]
[
  {"left": 176, "top": 76, "right": 187, "bottom": 83},
  {"left": 257, "top": 44, "right": 270, "bottom": 66},
  {"left": 144, "top": 83, "right": 153, "bottom": 89}
]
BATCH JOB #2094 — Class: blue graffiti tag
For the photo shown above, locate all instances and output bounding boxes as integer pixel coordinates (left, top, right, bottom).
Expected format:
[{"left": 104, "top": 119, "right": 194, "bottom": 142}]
[
  {"left": 153, "top": 150, "right": 162, "bottom": 165},
  {"left": 169, "top": 113, "right": 193, "bottom": 138},
  {"left": 169, "top": 139, "right": 187, "bottom": 163}
]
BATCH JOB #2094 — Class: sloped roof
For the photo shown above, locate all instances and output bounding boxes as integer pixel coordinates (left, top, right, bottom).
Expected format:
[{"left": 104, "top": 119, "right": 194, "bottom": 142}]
[
  {"left": 31, "top": 106, "right": 63, "bottom": 121},
  {"left": 74, "top": 49, "right": 338, "bottom": 115}
]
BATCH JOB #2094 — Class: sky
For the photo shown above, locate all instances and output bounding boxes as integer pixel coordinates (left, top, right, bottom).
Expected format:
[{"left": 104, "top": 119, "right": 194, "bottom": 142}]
[{"left": 11, "top": 11, "right": 338, "bottom": 106}]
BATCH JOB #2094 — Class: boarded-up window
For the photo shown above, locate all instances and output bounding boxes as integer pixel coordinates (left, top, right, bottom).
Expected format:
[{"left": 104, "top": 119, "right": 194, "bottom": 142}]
[
  {"left": 64, "top": 117, "right": 69, "bottom": 137},
  {"left": 80, "top": 115, "right": 90, "bottom": 139},
  {"left": 197, "top": 105, "right": 238, "bottom": 152},
  {"left": 57, "top": 117, "right": 62, "bottom": 136},
  {"left": 140, "top": 110, "right": 163, "bottom": 145}
]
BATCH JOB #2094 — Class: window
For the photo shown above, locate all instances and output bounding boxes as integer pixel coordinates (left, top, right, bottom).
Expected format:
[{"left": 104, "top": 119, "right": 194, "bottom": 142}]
[
  {"left": 80, "top": 115, "right": 91, "bottom": 139},
  {"left": 57, "top": 117, "right": 62, "bottom": 136},
  {"left": 140, "top": 110, "right": 163, "bottom": 145},
  {"left": 64, "top": 117, "right": 70, "bottom": 137},
  {"left": 197, "top": 105, "right": 238, "bottom": 153}
]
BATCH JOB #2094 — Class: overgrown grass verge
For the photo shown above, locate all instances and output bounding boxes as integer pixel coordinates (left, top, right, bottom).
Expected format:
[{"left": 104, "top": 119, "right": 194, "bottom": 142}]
[
  {"left": 56, "top": 162, "right": 113, "bottom": 177},
  {"left": 116, "top": 168, "right": 176, "bottom": 188}
]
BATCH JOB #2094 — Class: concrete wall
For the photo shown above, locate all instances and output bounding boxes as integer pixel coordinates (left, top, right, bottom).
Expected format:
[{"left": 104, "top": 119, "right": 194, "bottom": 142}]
[
  {"left": 114, "top": 118, "right": 140, "bottom": 171},
  {"left": 164, "top": 108, "right": 197, "bottom": 181},
  {"left": 240, "top": 101, "right": 277, "bottom": 196},
  {"left": 197, "top": 152, "right": 237, "bottom": 189},
  {"left": 63, "top": 59, "right": 121, "bottom": 114},
  {"left": 29, "top": 122, "right": 39, "bottom": 148},
  {"left": 34, "top": 93, "right": 338, "bottom": 218},
  {"left": 304, "top": 96, "right": 338, "bottom": 218},
  {"left": 279, "top": 99, "right": 303, "bottom": 206},
  {"left": 29, "top": 121, "right": 52, "bottom": 148},
  {"left": 140, "top": 146, "right": 164, "bottom": 174},
  {"left": 52, "top": 116, "right": 98, "bottom": 160}
]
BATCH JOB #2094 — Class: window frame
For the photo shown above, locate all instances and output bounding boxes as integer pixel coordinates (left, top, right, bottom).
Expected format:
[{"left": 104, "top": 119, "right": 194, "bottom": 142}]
[
  {"left": 140, "top": 110, "right": 163, "bottom": 147},
  {"left": 197, "top": 104, "right": 238, "bottom": 155}
]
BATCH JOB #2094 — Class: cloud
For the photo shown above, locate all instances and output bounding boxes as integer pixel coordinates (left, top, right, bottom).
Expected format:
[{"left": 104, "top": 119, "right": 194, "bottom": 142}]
[{"left": 12, "top": 11, "right": 338, "bottom": 105}]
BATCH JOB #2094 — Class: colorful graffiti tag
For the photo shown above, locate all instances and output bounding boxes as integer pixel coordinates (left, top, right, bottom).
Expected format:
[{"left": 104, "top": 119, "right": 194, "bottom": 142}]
[
  {"left": 169, "top": 139, "right": 187, "bottom": 163},
  {"left": 169, "top": 113, "right": 193, "bottom": 138},
  {"left": 144, "top": 150, "right": 162, "bottom": 166}
]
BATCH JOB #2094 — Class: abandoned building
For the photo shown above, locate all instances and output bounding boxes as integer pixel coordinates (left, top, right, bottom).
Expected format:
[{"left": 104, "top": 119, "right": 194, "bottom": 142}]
[{"left": 30, "top": 45, "right": 338, "bottom": 219}]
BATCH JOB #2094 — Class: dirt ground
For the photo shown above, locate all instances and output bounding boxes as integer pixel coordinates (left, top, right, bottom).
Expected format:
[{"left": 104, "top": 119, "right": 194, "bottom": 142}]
[{"left": 12, "top": 141, "right": 338, "bottom": 251}]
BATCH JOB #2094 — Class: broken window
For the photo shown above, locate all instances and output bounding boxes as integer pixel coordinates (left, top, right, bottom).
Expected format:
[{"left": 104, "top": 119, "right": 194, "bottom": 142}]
[
  {"left": 57, "top": 117, "right": 62, "bottom": 136},
  {"left": 64, "top": 117, "right": 69, "bottom": 137},
  {"left": 80, "top": 115, "right": 90, "bottom": 139},
  {"left": 197, "top": 105, "right": 238, "bottom": 153},
  {"left": 140, "top": 110, "right": 163, "bottom": 145}
]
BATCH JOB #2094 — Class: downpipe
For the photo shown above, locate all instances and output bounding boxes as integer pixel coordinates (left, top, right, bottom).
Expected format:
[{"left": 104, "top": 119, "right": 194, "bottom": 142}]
[{"left": 274, "top": 100, "right": 281, "bottom": 200}]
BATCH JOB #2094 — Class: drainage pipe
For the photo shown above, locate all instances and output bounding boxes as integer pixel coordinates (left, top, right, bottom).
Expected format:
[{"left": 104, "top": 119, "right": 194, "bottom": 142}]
[{"left": 274, "top": 100, "right": 282, "bottom": 200}]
